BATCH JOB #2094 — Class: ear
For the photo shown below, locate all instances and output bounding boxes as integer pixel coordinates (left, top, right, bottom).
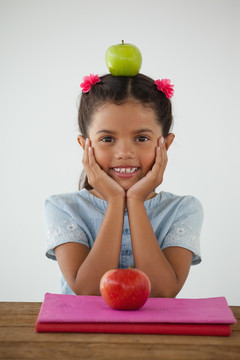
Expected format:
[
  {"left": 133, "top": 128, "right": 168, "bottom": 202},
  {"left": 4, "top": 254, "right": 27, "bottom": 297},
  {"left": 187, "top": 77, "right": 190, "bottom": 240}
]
[
  {"left": 77, "top": 135, "right": 86, "bottom": 149},
  {"left": 164, "top": 133, "right": 175, "bottom": 151}
]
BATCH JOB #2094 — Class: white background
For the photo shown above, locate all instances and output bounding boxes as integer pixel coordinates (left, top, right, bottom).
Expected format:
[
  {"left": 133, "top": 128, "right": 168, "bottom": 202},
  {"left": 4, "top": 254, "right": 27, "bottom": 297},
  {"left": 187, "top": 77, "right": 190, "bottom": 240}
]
[{"left": 1, "top": 0, "right": 239, "bottom": 305}]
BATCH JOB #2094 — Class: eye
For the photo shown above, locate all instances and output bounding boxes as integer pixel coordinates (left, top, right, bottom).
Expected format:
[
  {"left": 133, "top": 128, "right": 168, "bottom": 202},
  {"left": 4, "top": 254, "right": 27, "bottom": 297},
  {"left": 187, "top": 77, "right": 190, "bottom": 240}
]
[
  {"left": 101, "top": 136, "right": 114, "bottom": 143},
  {"left": 136, "top": 135, "right": 149, "bottom": 142}
]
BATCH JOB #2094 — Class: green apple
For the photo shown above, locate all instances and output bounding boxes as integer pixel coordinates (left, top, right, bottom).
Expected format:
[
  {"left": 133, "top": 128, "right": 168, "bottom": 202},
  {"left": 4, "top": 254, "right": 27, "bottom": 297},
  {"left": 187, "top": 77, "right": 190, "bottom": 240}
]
[{"left": 105, "top": 40, "right": 142, "bottom": 76}]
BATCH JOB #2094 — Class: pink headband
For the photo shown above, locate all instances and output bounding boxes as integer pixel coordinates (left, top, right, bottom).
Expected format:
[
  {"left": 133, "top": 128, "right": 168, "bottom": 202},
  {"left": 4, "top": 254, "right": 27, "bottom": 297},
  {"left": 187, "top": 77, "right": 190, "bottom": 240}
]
[{"left": 80, "top": 74, "right": 174, "bottom": 98}]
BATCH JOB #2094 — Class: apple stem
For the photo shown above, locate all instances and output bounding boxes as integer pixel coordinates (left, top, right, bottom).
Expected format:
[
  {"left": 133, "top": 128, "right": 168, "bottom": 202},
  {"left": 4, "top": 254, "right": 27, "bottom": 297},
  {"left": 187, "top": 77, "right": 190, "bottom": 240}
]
[{"left": 122, "top": 40, "right": 124, "bottom": 45}]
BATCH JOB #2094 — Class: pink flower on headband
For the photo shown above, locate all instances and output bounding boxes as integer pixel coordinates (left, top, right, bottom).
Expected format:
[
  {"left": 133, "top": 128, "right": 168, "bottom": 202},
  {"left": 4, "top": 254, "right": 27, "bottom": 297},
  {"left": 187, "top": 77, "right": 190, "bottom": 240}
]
[
  {"left": 154, "top": 79, "right": 174, "bottom": 99},
  {"left": 80, "top": 74, "right": 101, "bottom": 93}
]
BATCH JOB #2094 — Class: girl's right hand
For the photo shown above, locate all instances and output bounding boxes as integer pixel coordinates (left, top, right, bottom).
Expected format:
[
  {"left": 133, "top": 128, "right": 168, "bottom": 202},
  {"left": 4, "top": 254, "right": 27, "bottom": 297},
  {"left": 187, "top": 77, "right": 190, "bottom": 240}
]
[{"left": 82, "top": 138, "right": 125, "bottom": 203}]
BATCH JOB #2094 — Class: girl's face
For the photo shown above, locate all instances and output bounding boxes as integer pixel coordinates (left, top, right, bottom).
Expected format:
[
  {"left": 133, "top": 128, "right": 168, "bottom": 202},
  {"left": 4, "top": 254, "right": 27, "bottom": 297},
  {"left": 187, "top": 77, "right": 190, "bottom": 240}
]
[{"left": 84, "top": 102, "right": 172, "bottom": 191}]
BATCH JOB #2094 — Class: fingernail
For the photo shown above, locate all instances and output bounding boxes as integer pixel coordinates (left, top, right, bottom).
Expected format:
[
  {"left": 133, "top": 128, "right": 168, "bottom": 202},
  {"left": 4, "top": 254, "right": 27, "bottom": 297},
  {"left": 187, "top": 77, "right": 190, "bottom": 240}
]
[
  {"left": 86, "top": 138, "right": 89, "bottom": 145},
  {"left": 161, "top": 137, "right": 165, "bottom": 144}
]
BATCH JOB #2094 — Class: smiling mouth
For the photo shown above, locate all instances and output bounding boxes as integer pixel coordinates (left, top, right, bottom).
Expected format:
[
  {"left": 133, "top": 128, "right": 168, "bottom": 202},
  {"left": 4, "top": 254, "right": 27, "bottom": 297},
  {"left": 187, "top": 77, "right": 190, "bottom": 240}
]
[
  {"left": 110, "top": 167, "right": 139, "bottom": 178},
  {"left": 112, "top": 167, "right": 138, "bottom": 174}
]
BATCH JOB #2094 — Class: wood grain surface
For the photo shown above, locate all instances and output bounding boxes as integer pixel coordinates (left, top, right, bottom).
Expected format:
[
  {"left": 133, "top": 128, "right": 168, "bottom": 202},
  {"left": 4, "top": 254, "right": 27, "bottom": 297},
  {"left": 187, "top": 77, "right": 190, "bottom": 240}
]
[{"left": 0, "top": 302, "right": 239, "bottom": 359}]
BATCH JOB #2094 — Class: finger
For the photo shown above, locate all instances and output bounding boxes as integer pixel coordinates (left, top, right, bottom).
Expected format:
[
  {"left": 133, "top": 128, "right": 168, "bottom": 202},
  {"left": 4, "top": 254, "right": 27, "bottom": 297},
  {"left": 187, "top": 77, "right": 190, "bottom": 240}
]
[
  {"left": 82, "top": 138, "right": 95, "bottom": 176},
  {"left": 152, "top": 137, "right": 167, "bottom": 178},
  {"left": 153, "top": 137, "right": 164, "bottom": 168},
  {"left": 88, "top": 146, "right": 102, "bottom": 176},
  {"left": 159, "top": 136, "right": 168, "bottom": 160},
  {"left": 159, "top": 137, "right": 168, "bottom": 171},
  {"left": 157, "top": 136, "right": 165, "bottom": 156},
  {"left": 82, "top": 138, "right": 90, "bottom": 166},
  {"left": 88, "top": 145, "right": 96, "bottom": 168}
]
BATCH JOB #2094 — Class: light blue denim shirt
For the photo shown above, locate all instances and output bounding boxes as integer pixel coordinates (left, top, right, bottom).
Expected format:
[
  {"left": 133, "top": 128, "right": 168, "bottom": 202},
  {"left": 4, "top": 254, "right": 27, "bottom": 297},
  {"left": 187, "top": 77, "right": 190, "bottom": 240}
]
[{"left": 43, "top": 189, "right": 203, "bottom": 295}]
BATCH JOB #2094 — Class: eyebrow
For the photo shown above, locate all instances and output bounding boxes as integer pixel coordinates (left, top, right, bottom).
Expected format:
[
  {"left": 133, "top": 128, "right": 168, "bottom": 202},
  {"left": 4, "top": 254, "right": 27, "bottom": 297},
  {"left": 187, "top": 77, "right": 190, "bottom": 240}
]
[{"left": 95, "top": 128, "right": 154, "bottom": 135}]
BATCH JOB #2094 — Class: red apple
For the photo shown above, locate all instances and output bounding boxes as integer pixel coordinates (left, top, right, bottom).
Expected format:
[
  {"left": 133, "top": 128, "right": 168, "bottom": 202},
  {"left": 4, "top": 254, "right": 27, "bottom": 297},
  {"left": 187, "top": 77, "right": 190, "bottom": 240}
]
[{"left": 100, "top": 268, "right": 151, "bottom": 310}]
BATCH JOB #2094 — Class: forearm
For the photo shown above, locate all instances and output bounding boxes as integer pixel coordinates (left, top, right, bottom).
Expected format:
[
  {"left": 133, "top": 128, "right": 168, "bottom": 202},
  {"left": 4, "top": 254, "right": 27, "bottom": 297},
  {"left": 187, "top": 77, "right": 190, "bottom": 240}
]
[
  {"left": 127, "top": 199, "right": 180, "bottom": 297},
  {"left": 74, "top": 199, "right": 125, "bottom": 295}
]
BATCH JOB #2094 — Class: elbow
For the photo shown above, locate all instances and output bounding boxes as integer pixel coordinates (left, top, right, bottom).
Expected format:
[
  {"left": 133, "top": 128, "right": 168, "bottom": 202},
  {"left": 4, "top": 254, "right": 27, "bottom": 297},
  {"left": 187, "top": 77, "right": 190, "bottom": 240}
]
[
  {"left": 160, "top": 291, "right": 178, "bottom": 298},
  {"left": 150, "top": 285, "right": 181, "bottom": 298},
  {"left": 74, "top": 289, "right": 101, "bottom": 296},
  {"left": 151, "top": 291, "right": 177, "bottom": 298},
  {"left": 71, "top": 280, "right": 101, "bottom": 296}
]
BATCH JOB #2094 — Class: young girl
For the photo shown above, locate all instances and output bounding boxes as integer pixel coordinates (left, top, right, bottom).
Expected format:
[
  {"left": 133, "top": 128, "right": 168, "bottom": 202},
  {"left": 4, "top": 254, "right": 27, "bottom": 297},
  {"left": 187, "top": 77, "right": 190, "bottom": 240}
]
[{"left": 44, "top": 73, "right": 203, "bottom": 298}]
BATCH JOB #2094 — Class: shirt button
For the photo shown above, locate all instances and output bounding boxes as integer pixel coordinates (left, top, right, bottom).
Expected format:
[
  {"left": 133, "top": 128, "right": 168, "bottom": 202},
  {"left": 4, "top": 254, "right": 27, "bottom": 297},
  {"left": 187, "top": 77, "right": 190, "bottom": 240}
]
[
  {"left": 123, "top": 228, "right": 129, "bottom": 235},
  {"left": 125, "top": 249, "right": 132, "bottom": 255},
  {"left": 121, "top": 249, "right": 132, "bottom": 256}
]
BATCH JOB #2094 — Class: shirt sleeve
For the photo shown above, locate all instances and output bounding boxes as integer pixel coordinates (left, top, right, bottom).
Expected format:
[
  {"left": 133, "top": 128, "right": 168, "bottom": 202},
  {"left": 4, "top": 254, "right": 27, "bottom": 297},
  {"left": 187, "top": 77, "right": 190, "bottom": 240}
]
[
  {"left": 161, "top": 196, "right": 203, "bottom": 265},
  {"left": 43, "top": 197, "right": 89, "bottom": 261}
]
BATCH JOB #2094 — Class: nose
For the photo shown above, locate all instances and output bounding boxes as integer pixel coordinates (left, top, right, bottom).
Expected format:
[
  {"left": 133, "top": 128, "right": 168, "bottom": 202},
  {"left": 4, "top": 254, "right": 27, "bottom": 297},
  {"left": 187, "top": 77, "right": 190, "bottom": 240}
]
[{"left": 114, "top": 140, "right": 135, "bottom": 160}]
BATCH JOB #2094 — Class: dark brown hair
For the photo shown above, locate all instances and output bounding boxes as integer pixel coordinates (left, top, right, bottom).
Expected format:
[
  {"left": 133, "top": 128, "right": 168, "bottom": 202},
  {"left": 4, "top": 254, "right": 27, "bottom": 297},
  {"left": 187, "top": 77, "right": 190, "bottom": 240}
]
[{"left": 78, "top": 73, "right": 173, "bottom": 190}]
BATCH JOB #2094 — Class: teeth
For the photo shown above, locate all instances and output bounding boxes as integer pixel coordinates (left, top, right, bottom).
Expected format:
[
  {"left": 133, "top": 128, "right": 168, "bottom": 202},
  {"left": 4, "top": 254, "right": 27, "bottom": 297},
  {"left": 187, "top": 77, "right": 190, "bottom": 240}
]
[{"left": 113, "top": 167, "right": 138, "bottom": 173}]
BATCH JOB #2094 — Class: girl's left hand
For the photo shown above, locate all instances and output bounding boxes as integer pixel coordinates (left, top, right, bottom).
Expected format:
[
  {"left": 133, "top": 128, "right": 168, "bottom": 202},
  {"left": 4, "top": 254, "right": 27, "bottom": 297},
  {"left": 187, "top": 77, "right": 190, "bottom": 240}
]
[{"left": 127, "top": 137, "right": 168, "bottom": 202}]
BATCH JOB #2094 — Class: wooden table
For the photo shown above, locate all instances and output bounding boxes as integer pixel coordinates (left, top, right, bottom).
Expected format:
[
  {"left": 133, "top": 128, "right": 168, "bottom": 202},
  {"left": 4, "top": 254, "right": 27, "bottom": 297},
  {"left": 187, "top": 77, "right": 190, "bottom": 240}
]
[{"left": 0, "top": 302, "right": 239, "bottom": 360}]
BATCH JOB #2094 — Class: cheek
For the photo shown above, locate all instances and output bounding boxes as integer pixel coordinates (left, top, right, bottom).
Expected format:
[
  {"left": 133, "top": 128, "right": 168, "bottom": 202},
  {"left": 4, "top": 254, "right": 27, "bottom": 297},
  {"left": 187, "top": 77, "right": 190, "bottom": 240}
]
[
  {"left": 93, "top": 146, "right": 111, "bottom": 167},
  {"left": 139, "top": 148, "right": 156, "bottom": 169}
]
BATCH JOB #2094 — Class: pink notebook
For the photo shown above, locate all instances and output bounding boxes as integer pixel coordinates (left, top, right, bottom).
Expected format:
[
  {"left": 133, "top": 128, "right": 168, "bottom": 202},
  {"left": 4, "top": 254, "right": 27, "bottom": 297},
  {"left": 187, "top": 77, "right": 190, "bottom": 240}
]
[{"left": 35, "top": 293, "right": 236, "bottom": 336}]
